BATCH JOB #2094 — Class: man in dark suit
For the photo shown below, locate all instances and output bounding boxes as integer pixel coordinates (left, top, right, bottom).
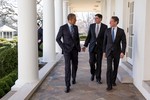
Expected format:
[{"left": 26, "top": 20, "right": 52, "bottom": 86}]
[
  {"left": 82, "top": 14, "right": 107, "bottom": 84},
  {"left": 103, "top": 16, "right": 126, "bottom": 91},
  {"left": 37, "top": 23, "right": 43, "bottom": 52},
  {"left": 56, "top": 13, "right": 81, "bottom": 93}
]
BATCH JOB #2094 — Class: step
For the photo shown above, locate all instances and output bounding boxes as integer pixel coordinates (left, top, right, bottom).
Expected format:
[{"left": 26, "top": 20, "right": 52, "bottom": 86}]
[
  {"left": 117, "top": 63, "right": 133, "bottom": 83},
  {"left": 143, "top": 81, "right": 150, "bottom": 93}
]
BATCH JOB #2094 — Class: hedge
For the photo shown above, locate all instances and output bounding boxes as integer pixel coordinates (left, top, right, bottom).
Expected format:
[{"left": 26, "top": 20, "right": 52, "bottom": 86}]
[
  {"left": 79, "top": 35, "right": 87, "bottom": 41},
  {"left": 0, "top": 70, "right": 17, "bottom": 98},
  {"left": 0, "top": 46, "right": 18, "bottom": 78}
]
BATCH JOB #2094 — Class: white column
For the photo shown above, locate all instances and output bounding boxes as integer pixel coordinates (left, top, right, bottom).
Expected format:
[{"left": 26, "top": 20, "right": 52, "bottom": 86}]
[
  {"left": 12, "top": 0, "right": 38, "bottom": 90},
  {"left": 55, "top": 0, "right": 63, "bottom": 53},
  {"left": 2, "top": 32, "right": 4, "bottom": 38},
  {"left": 101, "top": 0, "right": 107, "bottom": 24},
  {"left": 106, "top": 0, "right": 115, "bottom": 25},
  {"left": 63, "top": 0, "right": 69, "bottom": 24},
  {"left": 133, "top": 0, "right": 150, "bottom": 99},
  {"left": 68, "top": 6, "right": 71, "bottom": 14},
  {"left": 43, "top": 0, "right": 55, "bottom": 62}
]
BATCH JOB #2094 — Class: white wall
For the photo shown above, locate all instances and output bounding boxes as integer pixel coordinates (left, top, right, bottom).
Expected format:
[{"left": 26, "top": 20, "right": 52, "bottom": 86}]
[
  {"left": 143, "top": 0, "right": 150, "bottom": 81},
  {"left": 133, "top": 0, "right": 150, "bottom": 99},
  {"left": 115, "top": 0, "right": 150, "bottom": 99}
]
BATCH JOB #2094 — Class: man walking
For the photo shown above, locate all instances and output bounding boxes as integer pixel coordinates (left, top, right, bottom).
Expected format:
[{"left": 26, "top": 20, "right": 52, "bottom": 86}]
[
  {"left": 56, "top": 13, "right": 81, "bottom": 93},
  {"left": 103, "top": 16, "right": 126, "bottom": 91},
  {"left": 82, "top": 14, "right": 107, "bottom": 84}
]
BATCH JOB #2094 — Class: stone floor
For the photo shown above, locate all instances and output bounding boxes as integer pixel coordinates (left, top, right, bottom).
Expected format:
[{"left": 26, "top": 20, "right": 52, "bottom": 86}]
[{"left": 30, "top": 52, "right": 145, "bottom": 100}]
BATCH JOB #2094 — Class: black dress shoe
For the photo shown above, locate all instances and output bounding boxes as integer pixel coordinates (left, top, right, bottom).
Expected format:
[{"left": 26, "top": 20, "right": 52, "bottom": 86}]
[
  {"left": 91, "top": 75, "right": 94, "bottom": 81},
  {"left": 65, "top": 87, "right": 70, "bottom": 93},
  {"left": 97, "top": 80, "right": 102, "bottom": 84},
  {"left": 106, "top": 87, "right": 113, "bottom": 91},
  {"left": 72, "top": 80, "right": 76, "bottom": 84},
  {"left": 113, "top": 83, "right": 116, "bottom": 86}
]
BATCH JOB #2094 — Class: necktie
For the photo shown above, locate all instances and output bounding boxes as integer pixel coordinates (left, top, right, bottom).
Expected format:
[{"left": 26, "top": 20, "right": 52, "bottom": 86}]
[
  {"left": 112, "top": 28, "right": 115, "bottom": 42},
  {"left": 70, "top": 25, "right": 74, "bottom": 37},
  {"left": 96, "top": 24, "right": 99, "bottom": 37}
]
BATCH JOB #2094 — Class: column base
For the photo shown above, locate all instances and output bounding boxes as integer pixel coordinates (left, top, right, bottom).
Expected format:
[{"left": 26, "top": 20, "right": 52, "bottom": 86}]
[{"left": 11, "top": 79, "right": 39, "bottom": 91}]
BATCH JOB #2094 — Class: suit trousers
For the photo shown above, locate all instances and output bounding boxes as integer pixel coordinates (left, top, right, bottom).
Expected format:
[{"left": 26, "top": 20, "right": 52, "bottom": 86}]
[
  {"left": 89, "top": 50, "right": 103, "bottom": 81},
  {"left": 64, "top": 47, "right": 78, "bottom": 87},
  {"left": 106, "top": 51, "right": 120, "bottom": 88}
]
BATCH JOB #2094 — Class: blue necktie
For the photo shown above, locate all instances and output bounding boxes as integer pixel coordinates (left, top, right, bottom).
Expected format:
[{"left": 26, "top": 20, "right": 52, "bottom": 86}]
[
  {"left": 70, "top": 25, "right": 74, "bottom": 37},
  {"left": 112, "top": 28, "right": 115, "bottom": 42}
]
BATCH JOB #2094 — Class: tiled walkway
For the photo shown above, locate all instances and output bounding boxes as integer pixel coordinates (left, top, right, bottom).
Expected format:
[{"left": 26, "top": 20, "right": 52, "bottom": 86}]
[{"left": 30, "top": 52, "right": 145, "bottom": 100}]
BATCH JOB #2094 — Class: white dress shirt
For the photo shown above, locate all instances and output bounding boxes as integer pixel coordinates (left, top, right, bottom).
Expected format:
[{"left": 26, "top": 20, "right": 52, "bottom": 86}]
[{"left": 95, "top": 23, "right": 101, "bottom": 38}]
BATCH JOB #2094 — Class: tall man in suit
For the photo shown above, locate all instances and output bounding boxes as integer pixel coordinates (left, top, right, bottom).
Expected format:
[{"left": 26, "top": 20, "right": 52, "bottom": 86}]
[
  {"left": 103, "top": 16, "right": 126, "bottom": 91},
  {"left": 82, "top": 14, "right": 107, "bottom": 84},
  {"left": 56, "top": 13, "right": 81, "bottom": 93}
]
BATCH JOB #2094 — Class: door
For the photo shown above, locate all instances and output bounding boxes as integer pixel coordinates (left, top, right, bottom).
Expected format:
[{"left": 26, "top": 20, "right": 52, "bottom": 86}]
[{"left": 127, "top": 1, "right": 134, "bottom": 65}]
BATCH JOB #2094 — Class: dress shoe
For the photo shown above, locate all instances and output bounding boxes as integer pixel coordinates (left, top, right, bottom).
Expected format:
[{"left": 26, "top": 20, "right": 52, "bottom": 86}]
[
  {"left": 72, "top": 80, "right": 76, "bottom": 84},
  {"left": 91, "top": 75, "right": 94, "bottom": 81},
  {"left": 97, "top": 80, "right": 102, "bottom": 84},
  {"left": 65, "top": 87, "right": 70, "bottom": 93},
  {"left": 113, "top": 83, "right": 117, "bottom": 86},
  {"left": 106, "top": 87, "right": 113, "bottom": 91}
]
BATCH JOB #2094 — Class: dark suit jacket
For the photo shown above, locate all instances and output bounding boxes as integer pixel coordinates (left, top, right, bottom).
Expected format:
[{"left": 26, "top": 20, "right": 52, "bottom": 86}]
[
  {"left": 38, "top": 27, "right": 43, "bottom": 41},
  {"left": 84, "top": 23, "right": 108, "bottom": 53},
  {"left": 103, "top": 27, "right": 127, "bottom": 57},
  {"left": 56, "top": 24, "right": 81, "bottom": 54}
]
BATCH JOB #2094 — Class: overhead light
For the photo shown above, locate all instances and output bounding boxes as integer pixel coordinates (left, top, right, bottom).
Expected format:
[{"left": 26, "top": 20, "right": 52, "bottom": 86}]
[
  {"left": 96, "top": 0, "right": 101, "bottom": 3},
  {"left": 94, "top": 5, "right": 99, "bottom": 7}
]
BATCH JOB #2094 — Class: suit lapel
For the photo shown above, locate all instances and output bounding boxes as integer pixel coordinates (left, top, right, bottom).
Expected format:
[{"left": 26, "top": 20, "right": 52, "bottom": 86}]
[
  {"left": 93, "top": 24, "right": 97, "bottom": 39},
  {"left": 114, "top": 27, "right": 120, "bottom": 43},
  {"left": 97, "top": 24, "right": 103, "bottom": 38},
  {"left": 65, "top": 24, "right": 73, "bottom": 38},
  {"left": 109, "top": 28, "right": 113, "bottom": 43}
]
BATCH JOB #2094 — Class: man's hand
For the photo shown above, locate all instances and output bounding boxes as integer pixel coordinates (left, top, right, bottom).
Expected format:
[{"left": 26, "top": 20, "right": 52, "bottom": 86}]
[
  {"left": 82, "top": 47, "right": 86, "bottom": 52},
  {"left": 120, "top": 52, "right": 124, "bottom": 58},
  {"left": 38, "top": 40, "right": 41, "bottom": 43},
  {"left": 103, "top": 53, "right": 106, "bottom": 59}
]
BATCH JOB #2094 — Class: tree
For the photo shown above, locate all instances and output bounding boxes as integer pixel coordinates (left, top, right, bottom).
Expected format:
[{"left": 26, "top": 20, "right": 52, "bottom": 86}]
[
  {"left": 76, "top": 12, "right": 95, "bottom": 35},
  {"left": 0, "top": 0, "right": 43, "bottom": 28},
  {"left": 0, "top": 0, "right": 17, "bottom": 28},
  {"left": 37, "top": 0, "right": 43, "bottom": 24}
]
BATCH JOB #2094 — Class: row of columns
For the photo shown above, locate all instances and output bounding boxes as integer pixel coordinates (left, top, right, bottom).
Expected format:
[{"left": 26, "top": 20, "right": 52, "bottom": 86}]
[{"left": 12, "top": 0, "right": 70, "bottom": 90}]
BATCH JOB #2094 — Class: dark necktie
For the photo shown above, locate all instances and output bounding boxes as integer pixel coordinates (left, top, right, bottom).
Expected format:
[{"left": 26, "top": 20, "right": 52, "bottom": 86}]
[
  {"left": 70, "top": 25, "right": 74, "bottom": 37},
  {"left": 112, "top": 28, "right": 115, "bottom": 42}
]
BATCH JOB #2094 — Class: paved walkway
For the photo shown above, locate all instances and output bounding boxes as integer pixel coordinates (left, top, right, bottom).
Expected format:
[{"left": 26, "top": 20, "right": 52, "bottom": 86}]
[{"left": 30, "top": 52, "right": 145, "bottom": 100}]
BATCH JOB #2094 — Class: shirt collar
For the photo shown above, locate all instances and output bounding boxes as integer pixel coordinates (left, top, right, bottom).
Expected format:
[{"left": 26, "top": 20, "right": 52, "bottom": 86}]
[
  {"left": 112, "top": 27, "right": 117, "bottom": 30},
  {"left": 68, "top": 23, "right": 72, "bottom": 27},
  {"left": 96, "top": 23, "right": 101, "bottom": 26}
]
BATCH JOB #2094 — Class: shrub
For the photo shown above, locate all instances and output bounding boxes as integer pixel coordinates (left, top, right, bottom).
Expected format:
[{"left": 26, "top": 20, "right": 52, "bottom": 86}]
[
  {"left": 80, "top": 35, "right": 87, "bottom": 41},
  {"left": 0, "top": 70, "right": 18, "bottom": 98},
  {"left": 8, "top": 70, "right": 18, "bottom": 82},
  {"left": 2, "top": 76, "right": 14, "bottom": 87},
  {"left": 0, "top": 89, "right": 5, "bottom": 98},
  {"left": 0, "top": 81, "right": 10, "bottom": 93},
  {"left": 0, "top": 47, "right": 18, "bottom": 78}
]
